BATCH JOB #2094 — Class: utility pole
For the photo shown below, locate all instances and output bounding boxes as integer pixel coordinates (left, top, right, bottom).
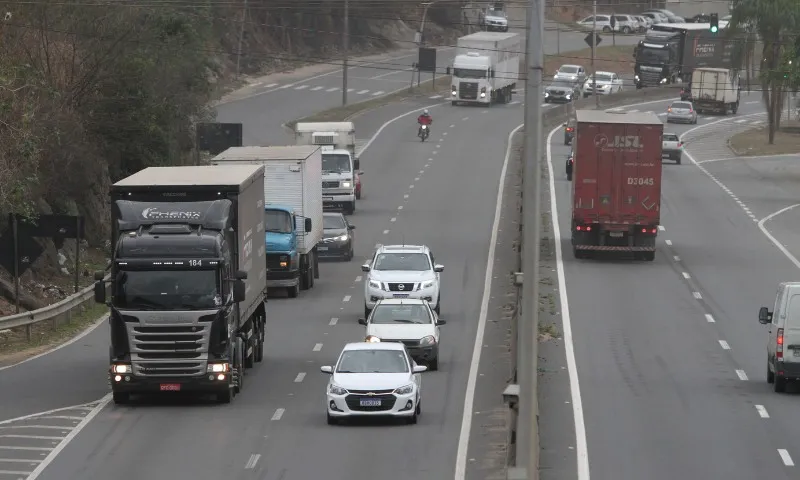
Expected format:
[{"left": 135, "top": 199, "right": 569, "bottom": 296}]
[
  {"left": 518, "top": 0, "right": 542, "bottom": 476},
  {"left": 342, "top": 0, "right": 349, "bottom": 105},
  {"left": 235, "top": 0, "right": 248, "bottom": 77},
  {"left": 592, "top": 0, "right": 598, "bottom": 107}
]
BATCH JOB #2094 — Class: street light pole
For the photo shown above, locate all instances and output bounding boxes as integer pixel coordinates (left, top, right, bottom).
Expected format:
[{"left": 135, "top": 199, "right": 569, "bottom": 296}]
[
  {"left": 342, "top": 0, "right": 349, "bottom": 105},
  {"left": 235, "top": 0, "right": 248, "bottom": 77},
  {"left": 592, "top": 0, "right": 598, "bottom": 107}
]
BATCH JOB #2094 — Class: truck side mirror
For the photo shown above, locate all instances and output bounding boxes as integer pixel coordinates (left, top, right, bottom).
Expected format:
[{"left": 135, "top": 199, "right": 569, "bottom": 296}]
[
  {"left": 353, "top": 158, "right": 360, "bottom": 170},
  {"left": 758, "top": 307, "right": 773, "bottom": 324},
  {"left": 93, "top": 281, "right": 106, "bottom": 304},
  {"left": 304, "top": 218, "right": 312, "bottom": 233},
  {"left": 93, "top": 270, "right": 105, "bottom": 281},
  {"left": 233, "top": 279, "right": 246, "bottom": 302},
  {"left": 235, "top": 270, "right": 248, "bottom": 280}
]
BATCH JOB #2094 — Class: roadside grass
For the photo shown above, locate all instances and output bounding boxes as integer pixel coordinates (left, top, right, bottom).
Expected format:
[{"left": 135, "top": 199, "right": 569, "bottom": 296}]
[
  {"left": 728, "top": 121, "right": 800, "bottom": 156},
  {"left": 545, "top": 45, "right": 634, "bottom": 76},
  {"left": 0, "top": 302, "right": 107, "bottom": 367}
]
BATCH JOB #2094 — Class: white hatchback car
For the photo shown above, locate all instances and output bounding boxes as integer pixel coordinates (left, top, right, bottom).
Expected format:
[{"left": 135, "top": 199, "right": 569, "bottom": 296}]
[
  {"left": 321, "top": 342, "right": 427, "bottom": 424},
  {"left": 362, "top": 244, "right": 443, "bottom": 317}
]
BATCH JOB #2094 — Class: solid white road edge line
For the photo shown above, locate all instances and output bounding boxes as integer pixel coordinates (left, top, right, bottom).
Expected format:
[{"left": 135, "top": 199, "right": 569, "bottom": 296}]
[
  {"left": 453, "top": 123, "right": 522, "bottom": 480},
  {"left": 757, "top": 204, "right": 800, "bottom": 270},
  {"left": 26, "top": 393, "right": 112, "bottom": 480}
]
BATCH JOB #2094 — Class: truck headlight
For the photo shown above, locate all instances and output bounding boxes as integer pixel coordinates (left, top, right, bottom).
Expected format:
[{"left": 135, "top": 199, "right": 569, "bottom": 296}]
[
  {"left": 420, "top": 335, "right": 436, "bottom": 346},
  {"left": 394, "top": 384, "right": 414, "bottom": 395},
  {"left": 660, "top": 78, "right": 667, "bottom": 84},
  {"left": 451, "top": 89, "right": 457, "bottom": 96},
  {"left": 634, "top": 75, "right": 640, "bottom": 81},
  {"left": 480, "top": 92, "right": 486, "bottom": 98},
  {"left": 369, "top": 279, "right": 382, "bottom": 290},
  {"left": 207, "top": 363, "right": 229, "bottom": 373},
  {"left": 112, "top": 364, "right": 131, "bottom": 374},
  {"left": 280, "top": 254, "right": 289, "bottom": 268},
  {"left": 341, "top": 181, "right": 352, "bottom": 188},
  {"left": 329, "top": 383, "right": 348, "bottom": 395}
]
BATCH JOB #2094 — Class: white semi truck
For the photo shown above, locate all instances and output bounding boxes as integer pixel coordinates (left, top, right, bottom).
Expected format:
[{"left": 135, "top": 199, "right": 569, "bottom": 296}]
[
  {"left": 295, "top": 121, "right": 362, "bottom": 212},
  {"left": 450, "top": 31, "right": 521, "bottom": 106},
  {"left": 211, "top": 146, "right": 324, "bottom": 298}
]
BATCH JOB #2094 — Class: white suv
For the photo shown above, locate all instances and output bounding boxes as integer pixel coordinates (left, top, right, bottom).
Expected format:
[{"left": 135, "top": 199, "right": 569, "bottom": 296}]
[{"left": 361, "top": 245, "right": 443, "bottom": 317}]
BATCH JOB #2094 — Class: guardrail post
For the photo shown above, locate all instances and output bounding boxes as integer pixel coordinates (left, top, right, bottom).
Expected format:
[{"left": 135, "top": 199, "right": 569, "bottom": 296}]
[{"left": 25, "top": 323, "right": 31, "bottom": 342}]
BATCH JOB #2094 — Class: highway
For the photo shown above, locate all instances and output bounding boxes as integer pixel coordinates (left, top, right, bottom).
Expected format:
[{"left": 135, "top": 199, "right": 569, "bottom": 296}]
[{"left": 544, "top": 93, "right": 800, "bottom": 479}]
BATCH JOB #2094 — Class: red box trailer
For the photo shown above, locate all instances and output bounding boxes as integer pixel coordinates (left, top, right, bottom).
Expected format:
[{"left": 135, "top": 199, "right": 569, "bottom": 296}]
[{"left": 571, "top": 110, "right": 664, "bottom": 261}]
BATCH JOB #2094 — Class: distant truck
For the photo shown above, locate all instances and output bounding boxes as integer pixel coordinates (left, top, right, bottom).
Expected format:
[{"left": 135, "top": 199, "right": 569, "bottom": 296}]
[
  {"left": 634, "top": 22, "right": 736, "bottom": 88},
  {"left": 691, "top": 67, "right": 740, "bottom": 114},
  {"left": 94, "top": 165, "right": 268, "bottom": 405},
  {"left": 450, "top": 31, "right": 520, "bottom": 105},
  {"left": 571, "top": 110, "right": 664, "bottom": 261},
  {"left": 295, "top": 121, "right": 362, "bottom": 210},
  {"left": 211, "top": 146, "right": 324, "bottom": 298}
]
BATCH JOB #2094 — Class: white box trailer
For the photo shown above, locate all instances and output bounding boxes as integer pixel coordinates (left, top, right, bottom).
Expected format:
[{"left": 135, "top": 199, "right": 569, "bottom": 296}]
[
  {"left": 691, "top": 67, "right": 740, "bottom": 115},
  {"left": 451, "top": 31, "right": 521, "bottom": 106},
  {"left": 211, "top": 146, "right": 323, "bottom": 296}
]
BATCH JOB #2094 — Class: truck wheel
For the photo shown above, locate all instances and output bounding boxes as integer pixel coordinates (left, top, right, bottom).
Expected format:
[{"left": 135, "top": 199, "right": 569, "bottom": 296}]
[
  {"left": 308, "top": 260, "right": 315, "bottom": 288},
  {"left": 676, "top": 156, "right": 682, "bottom": 165},
  {"left": 346, "top": 201, "right": 355, "bottom": 215},
  {"left": 567, "top": 172, "right": 572, "bottom": 181},
  {"left": 313, "top": 251, "right": 320, "bottom": 279},
  {"left": 112, "top": 392, "right": 130, "bottom": 405},
  {"left": 234, "top": 338, "right": 245, "bottom": 394},
  {"left": 288, "top": 284, "right": 299, "bottom": 298},
  {"left": 732, "top": 102, "right": 739, "bottom": 114},
  {"left": 642, "top": 251, "right": 655, "bottom": 262},
  {"left": 255, "top": 328, "right": 264, "bottom": 363}
]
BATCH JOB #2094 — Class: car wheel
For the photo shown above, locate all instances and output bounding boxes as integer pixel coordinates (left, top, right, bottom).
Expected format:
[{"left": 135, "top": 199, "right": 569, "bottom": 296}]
[
  {"left": 346, "top": 246, "right": 354, "bottom": 261},
  {"left": 774, "top": 374, "right": 787, "bottom": 393},
  {"left": 327, "top": 413, "right": 338, "bottom": 425},
  {"left": 434, "top": 296, "right": 440, "bottom": 315},
  {"left": 767, "top": 362, "right": 775, "bottom": 384},
  {"left": 406, "top": 410, "right": 418, "bottom": 425},
  {"left": 602, "top": 26, "right": 611, "bottom": 32},
  {"left": 428, "top": 356, "right": 439, "bottom": 371}
]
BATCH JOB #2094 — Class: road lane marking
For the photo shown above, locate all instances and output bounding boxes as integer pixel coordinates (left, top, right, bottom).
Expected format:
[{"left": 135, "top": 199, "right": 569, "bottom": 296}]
[
  {"left": 757, "top": 204, "right": 800, "bottom": 270},
  {"left": 735, "top": 369, "right": 748, "bottom": 380},
  {"left": 665, "top": 239, "right": 672, "bottom": 245},
  {"left": 718, "top": 340, "right": 730, "bottom": 350},
  {"left": 432, "top": 151, "right": 438, "bottom": 155},
  {"left": 383, "top": 229, "right": 390, "bottom": 234},
  {"left": 295, "top": 85, "right": 308, "bottom": 90},
  {"left": 371, "top": 90, "right": 385, "bottom": 96},
  {"left": 778, "top": 449, "right": 794, "bottom": 466},
  {"left": 329, "top": 317, "right": 339, "bottom": 326},
  {"left": 755, "top": 405, "right": 769, "bottom": 418},
  {"left": 705, "top": 314, "right": 715, "bottom": 323},
  {"left": 436, "top": 144, "right": 441, "bottom": 148},
  {"left": 681, "top": 272, "right": 690, "bottom": 279},
  {"left": 390, "top": 217, "right": 396, "bottom": 222},
  {"left": 343, "top": 295, "right": 351, "bottom": 302},
  {"left": 430, "top": 95, "right": 442, "bottom": 99},
  {"left": 450, "top": 124, "right": 455, "bottom": 128},
  {"left": 313, "top": 343, "right": 323, "bottom": 352},
  {"left": 693, "top": 292, "right": 702, "bottom": 299},
  {"left": 294, "top": 373, "right": 306, "bottom": 383},
  {"left": 355, "top": 276, "right": 362, "bottom": 282},
  {"left": 414, "top": 177, "right": 420, "bottom": 181},
  {"left": 0, "top": 435, "right": 64, "bottom": 440},
  {"left": 673, "top": 255, "right": 680, "bottom": 261},
  {"left": 0, "top": 470, "right": 32, "bottom": 475},
  {"left": 404, "top": 194, "right": 409, "bottom": 199},
  {"left": 409, "top": 185, "right": 415, "bottom": 189},
  {"left": 398, "top": 206, "right": 403, "bottom": 210},
  {"left": 264, "top": 83, "right": 278, "bottom": 88},
  {"left": 245, "top": 453, "right": 261, "bottom": 469},
  {"left": 658, "top": 225, "right": 665, "bottom": 231},
  {"left": 356, "top": 89, "right": 369, "bottom": 94},
  {"left": 310, "top": 86, "right": 323, "bottom": 91},
  {"left": 326, "top": 87, "right": 339, "bottom": 92},
  {"left": 462, "top": 116, "right": 469, "bottom": 121},
  {"left": 271, "top": 409, "right": 285, "bottom": 421}
]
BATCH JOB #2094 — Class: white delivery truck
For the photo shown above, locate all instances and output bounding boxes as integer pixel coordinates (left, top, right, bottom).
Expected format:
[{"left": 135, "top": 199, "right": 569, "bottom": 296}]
[
  {"left": 211, "top": 146, "right": 323, "bottom": 298},
  {"left": 295, "top": 122, "right": 362, "bottom": 211},
  {"left": 691, "top": 67, "right": 740, "bottom": 115},
  {"left": 451, "top": 31, "right": 521, "bottom": 106}
]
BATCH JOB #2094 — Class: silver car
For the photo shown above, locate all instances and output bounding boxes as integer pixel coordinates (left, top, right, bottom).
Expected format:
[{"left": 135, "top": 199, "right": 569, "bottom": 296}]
[
  {"left": 666, "top": 101, "right": 697, "bottom": 124},
  {"left": 661, "top": 132, "right": 684, "bottom": 164},
  {"left": 553, "top": 64, "right": 586, "bottom": 85}
]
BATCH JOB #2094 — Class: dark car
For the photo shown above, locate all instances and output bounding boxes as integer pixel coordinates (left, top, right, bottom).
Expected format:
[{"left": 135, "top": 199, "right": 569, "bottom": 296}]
[
  {"left": 563, "top": 118, "right": 575, "bottom": 145},
  {"left": 319, "top": 212, "right": 355, "bottom": 261},
  {"left": 545, "top": 80, "right": 580, "bottom": 104}
]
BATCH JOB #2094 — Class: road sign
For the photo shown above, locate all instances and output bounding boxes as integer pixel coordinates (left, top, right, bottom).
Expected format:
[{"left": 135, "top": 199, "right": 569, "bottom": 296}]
[
  {"left": 197, "top": 123, "right": 243, "bottom": 155},
  {"left": 417, "top": 47, "right": 437, "bottom": 73},
  {"left": 584, "top": 33, "right": 602, "bottom": 48}
]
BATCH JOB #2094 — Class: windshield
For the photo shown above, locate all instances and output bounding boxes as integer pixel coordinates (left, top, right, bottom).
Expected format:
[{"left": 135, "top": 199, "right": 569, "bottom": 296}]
[
  {"left": 322, "top": 153, "right": 351, "bottom": 173},
  {"left": 550, "top": 80, "right": 574, "bottom": 89},
  {"left": 663, "top": 134, "right": 679, "bottom": 141},
  {"left": 558, "top": 66, "right": 579, "bottom": 74},
  {"left": 638, "top": 47, "right": 669, "bottom": 63},
  {"left": 672, "top": 102, "right": 692, "bottom": 109},
  {"left": 453, "top": 68, "right": 486, "bottom": 79},
  {"left": 487, "top": 9, "right": 506, "bottom": 17},
  {"left": 370, "top": 304, "right": 432, "bottom": 324},
  {"left": 113, "top": 269, "right": 220, "bottom": 310},
  {"left": 590, "top": 74, "right": 613, "bottom": 82},
  {"left": 336, "top": 349, "right": 409, "bottom": 373},
  {"left": 323, "top": 215, "right": 346, "bottom": 229},
  {"left": 373, "top": 253, "right": 431, "bottom": 271},
  {"left": 265, "top": 209, "right": 293, "bottom": 234}
]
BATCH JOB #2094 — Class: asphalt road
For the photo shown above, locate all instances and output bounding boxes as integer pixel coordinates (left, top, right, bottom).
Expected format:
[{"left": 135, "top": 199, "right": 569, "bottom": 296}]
[{"left": 544, "top": 92, "right": 800, "bottom": 479}]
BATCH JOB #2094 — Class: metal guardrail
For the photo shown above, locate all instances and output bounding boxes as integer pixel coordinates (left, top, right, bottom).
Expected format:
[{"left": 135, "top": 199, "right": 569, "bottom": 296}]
[{"left": 0, "top": 275, "right": 109, "bottom": 337}]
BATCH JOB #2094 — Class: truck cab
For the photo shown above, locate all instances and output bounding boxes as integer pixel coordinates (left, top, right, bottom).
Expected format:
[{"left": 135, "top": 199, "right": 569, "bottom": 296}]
[
  {"left": 321, "top": 147, "right": 358, "bottom": 215},
  {"left": 634, "top": 31, "right": 680, "bottom": 87},
  {"left": 295, "top": 122, "right": 363, "bottom": 203},
  {"left": 452, "top": 52, "right": 493, "bottom": 103},
  {"left": 264, "top": 203, "right": 311, "bottom": 298}
]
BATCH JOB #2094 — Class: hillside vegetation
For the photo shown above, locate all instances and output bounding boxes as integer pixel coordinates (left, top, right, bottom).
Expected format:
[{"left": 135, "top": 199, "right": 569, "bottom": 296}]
[{"left": 0, "top": 0, "right": 466, "bottom": 312}]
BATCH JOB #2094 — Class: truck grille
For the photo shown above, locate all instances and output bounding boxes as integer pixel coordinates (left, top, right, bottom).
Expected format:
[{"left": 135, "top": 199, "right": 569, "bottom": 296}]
[
  {"left": 459, "top": 82, "right": 478, "bottom": 99},
  {"left": 266, "top": 253, "right": 289, "bottom": 270},
  {"left": 345, "top": 394, "right": 396, "bottom": 412},
  {"left": 387, "top": 282, "right": 416, "bottom": 292},
  {"left": 322, "top": 181, "right": 339, "bottom": 188},
  {"left": 129, "top": 324, "right": 209, "bottom": 377}
]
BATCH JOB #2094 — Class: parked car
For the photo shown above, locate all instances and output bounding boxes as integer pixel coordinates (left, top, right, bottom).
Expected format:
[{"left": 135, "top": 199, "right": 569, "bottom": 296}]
[
  {"left": 583, "top": 71, "right": 623, "bottom": 96},
  {"left": 644, "top": 9, "right": 682, "bottom": 23},
  {"left": 576, "top": 14, "right": 617, "bottom": 32},
  {"left": 633, "top": 15, "right": 651, "bottom": 32},
  {"left": 611, "top": 14, "right": 639, "bottom": 34},
  {"left": 479, "top": 7, "right": 509, "bottom": 32},
  {"left": 642, "top": 11, "right": 669, "bottom": 25},
  {"left": 662, "top": 133, "right": 684, "bottom": 164},
  {"left": 686, "top": 13, "right": 715, "bottom": 23},
  {"left": 666, "top": 100, "right": 698, "bottom": 124}
]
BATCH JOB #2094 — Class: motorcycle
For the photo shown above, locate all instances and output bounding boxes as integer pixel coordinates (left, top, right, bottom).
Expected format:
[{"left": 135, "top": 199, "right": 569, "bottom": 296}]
[
  {"left": 418, "top": 124, "right": 429, "bottom": 142},
  {"left": 565, "top": 152, "right": 574, "bottom": 181}
]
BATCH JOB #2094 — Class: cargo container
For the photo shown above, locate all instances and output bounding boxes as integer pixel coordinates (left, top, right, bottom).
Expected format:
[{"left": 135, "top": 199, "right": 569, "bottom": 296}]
[
  {"left": 691, "top": 67, "right": 740, "bottom": 114},
  {"left": 571, "top": 110, "right": 664, "bottom": 261}
]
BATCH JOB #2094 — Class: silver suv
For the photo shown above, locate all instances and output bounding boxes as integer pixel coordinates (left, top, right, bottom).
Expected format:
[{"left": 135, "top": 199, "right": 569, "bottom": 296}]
[
  {"left": 479, "top": 7, "right": 508, "bottom": 32},
  {"left": 361, "top": 244, "right": 443, "bottom": 317}
]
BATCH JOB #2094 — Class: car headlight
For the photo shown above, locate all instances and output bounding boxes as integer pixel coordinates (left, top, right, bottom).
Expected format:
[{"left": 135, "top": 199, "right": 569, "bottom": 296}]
[
  {"left": 335, "top": 234, "right": 348, "bottom": 242},
  {"left": 365, "top": 335, "right": 381, "bottom": 343},
  {"left": 394, "top": 384, "right": 414, "bottom": 395},
  {"left": 329, "top": 383, "right": 348, "bottom": 395},
  {"left": 207, "top": 363, "right": 229, "bottom": 373},
  {"left": 566, "top": 94, "right": 572, "bottom": 99},
  {"left": 112, "top": 364, "right": 132, "bottom": 374},
  {"left": 544, "top": 92, "right": 550, "bottom": 96},
  {"left": 634, "top": 75, "right": 640, "bottom": 81},
  {"left": 369, "top": 279, "right": 382, "bottom": 290},
  {"left": 420, "top": 335, "right": 436, "bottom": 346},
  {"left": 420, "top": 280, "right": 435, "bottom": 290},
  {"left": 341, "top": 181, "right": 352, "bottom": 188}
]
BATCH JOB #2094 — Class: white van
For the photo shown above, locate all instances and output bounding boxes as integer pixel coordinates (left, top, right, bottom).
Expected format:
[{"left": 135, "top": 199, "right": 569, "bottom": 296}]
[{"left": 758, "top": 282, "right": 800, "bottom": 392}]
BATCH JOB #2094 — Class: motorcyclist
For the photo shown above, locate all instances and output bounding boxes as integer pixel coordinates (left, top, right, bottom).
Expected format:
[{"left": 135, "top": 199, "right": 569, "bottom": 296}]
[{"left": 417, "top": 109, "right": 432, "bottom": 136}]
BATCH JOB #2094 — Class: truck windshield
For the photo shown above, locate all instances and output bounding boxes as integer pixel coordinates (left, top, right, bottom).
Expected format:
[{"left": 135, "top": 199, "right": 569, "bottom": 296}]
[
  {"left": 638, "top": 48, "right": 669, "bottom": 64},
  {"left": 322, "top": 154, "right": 351, "bottom": 173},
  {"left": 113, "top": 269, "right": 220, "bottom": 310},
  {"left": 265, "top": 209, "right": 293, "bottom": 234},
  {"left": 453, "top": 68, "right": 486, "bottom": 79}
]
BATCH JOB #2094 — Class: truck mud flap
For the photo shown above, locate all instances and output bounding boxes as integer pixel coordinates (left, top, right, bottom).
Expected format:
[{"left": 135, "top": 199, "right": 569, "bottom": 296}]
[{"left": 575, "top": 245, "right": 656, "bottom": 251}]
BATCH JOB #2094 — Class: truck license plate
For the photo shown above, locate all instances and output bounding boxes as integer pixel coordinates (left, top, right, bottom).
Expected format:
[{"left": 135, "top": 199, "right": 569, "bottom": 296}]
[
  {"left": 360, "top": 398, "right": 381, "bottom": 407},
  {"left": 609, "top": 232, "right": 624, "bottom": 238},
  {"left": 160, "top": 384, "right": 181, "bottom": 391},
  {"left": 323, "top": 196, "right": 334, "bottom": 201},
  {"left": 318, "top": 246, "right": 328, "bottom": 251}
]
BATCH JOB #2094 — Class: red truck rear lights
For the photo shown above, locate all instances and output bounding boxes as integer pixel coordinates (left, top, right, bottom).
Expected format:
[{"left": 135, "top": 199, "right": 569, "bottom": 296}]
[
  {"left": 576, "top": 225, "right": 592, "bottom": 232},
  {"left": 641, "top": 227, "right": 657, "bottom": 234},
  {"left": 777, "top": 328, "right": 784, "bottom": 359},
  {"left": 566, "top": 127, "right": 574, "bottom": 132}
]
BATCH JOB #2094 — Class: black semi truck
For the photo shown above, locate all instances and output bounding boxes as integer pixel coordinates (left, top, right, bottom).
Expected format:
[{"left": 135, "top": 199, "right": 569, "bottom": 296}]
[
  {"left": 634, "top": 22, "right": 736, "bottom": 89},
  {"left": 93, "top": 165, "right": 268, "bottom": 405}
]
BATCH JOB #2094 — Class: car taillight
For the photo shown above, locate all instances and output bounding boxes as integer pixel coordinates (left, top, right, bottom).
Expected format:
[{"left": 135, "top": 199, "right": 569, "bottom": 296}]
[
  {"left": 566, "top": 127, "right": 573, "bottom": 132},
  {"left": 576, "top": 225, "right": 592, "bottom": 232},
  {"left": 689, "top": 109, "right": 693, "bottom": 113},
  {"left": 777, "top": 328, "right": 784, "bottom": 359},
  {"left": 678, "top": 142, "right": 683, "bottom": 147}
]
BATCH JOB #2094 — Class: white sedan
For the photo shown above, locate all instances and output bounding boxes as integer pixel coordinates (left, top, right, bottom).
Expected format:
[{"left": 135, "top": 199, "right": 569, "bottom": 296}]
[
  {"left": 583, "top": 71, "right": 624, "bottom": 97},
  {"left": 321, "top": 341, "right": 426, "bottom": 425}
]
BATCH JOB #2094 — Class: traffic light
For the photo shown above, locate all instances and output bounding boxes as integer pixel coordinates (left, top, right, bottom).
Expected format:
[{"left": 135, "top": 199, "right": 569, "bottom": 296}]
[{"left": 709, "top": 13, "right": 719, "bottom": 33}]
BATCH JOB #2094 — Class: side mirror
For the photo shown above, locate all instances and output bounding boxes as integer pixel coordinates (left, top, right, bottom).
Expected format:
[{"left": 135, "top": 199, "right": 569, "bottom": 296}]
[
  {"left": 320, "top": 365, "right": 333, "bottom": 374},
  {"left": 93, "top": 281, "right": 106, "bottom": 304},
  {"left": 304, "top": 217, "right": 312, "bottom": 233},
  {"left": 412, "top": 365, "right": 428, "bottom": 373},
  {"left": 437, "top": 319, "right": 447, "bottom": 325},
  {"left": 361, "top": 264, "right": 371, "bottom": 272},
  {"left": 348, "top": 225, "right": 356, "bottom": 230},
  {"left": 235, "top": 270, "right": 248, "bottom": 280},
  {"left": 434, "top": 264, "right": 444, "bottom": 273},
  {"left": 758, "top": 306, "right": 773, "bottom": 324},
  {"left": 358, "top": 318, "right": 367, "bottom": 325},
  {"left": 353, "top": 158, "right": 360, "bottom": 170},
  {"left": 233, "top": 279, "right": 246, "bottom": 302},
  {"left": 93, "top": 270, "right": 105, "bottom": 281}
]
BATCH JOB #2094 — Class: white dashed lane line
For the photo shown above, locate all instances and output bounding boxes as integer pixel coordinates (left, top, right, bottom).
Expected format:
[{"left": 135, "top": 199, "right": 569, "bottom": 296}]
[
  {"left": 705, "top": 314, "right": 715, "bottom": 323},
  {"left": 312, "top": 343, "right": 323, "bottom": 352},
  {"left": 398, "top": 206, "right": 403, "bottom": 210},
  {"left": 355, "top": 276, "right": 362, "bottom": 282},
  {"left": 390, "top": 217, "right": 396, "bottom": 222},
  {"left": 692, "top": 292, "right": 702, "bottom": 300},
  {"left": 271, "top": 409, "right": 285, "bottom": 421},
  {"left": 658, "top": 225, "right": 665, "bottom": 231},
  {"left": 404, "top": 194, "right": 409, "bottom": 199},
  {"left": 295, "top": 85, "right": 308, "bottom": 90},
  {"left": 681, "top": 272, "right": 691, "bottom": 279},
  {"left": 673, "top": 255, "right": 680, "bottom": 261},
  {"left": 778, "top": 449, "right": 795, "bottom": 466},
  {"left": 735, "top": 369, "right": 748, "bottom": 381},
  {"left": 755, "top": 405, "right": 769, "bottom": 418},
  {"left": 342, "top": 295, "right": 351, "bottom": 302},
  {"left": 409, "top": 185, "right": 415, "bottom": 189},
  {"left": 310, "top": 86, "right": 323, "bottom": 91},
  {"left": 294, "top": 373, "right": 306, "bottom": 383},
  {"left": 665, "top": 239, "right": 673, "bottom": 246},
  {"left": 329, "top": 317, "right": 339, "bottom": 326},
  {"left": 718, "top": 340, "right": 731, "bottom": 350},
  {"left": 383, "top": 229, "right": 390, "bottom": 234},
  {"left": 371, "top": 91, "right": 385, "bottom": 96}
]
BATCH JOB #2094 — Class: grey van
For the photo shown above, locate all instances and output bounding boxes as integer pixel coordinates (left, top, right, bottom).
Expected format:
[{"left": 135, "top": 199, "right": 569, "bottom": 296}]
[{"left": 758, "top": 282, "right": 800, "bottom": 392}]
